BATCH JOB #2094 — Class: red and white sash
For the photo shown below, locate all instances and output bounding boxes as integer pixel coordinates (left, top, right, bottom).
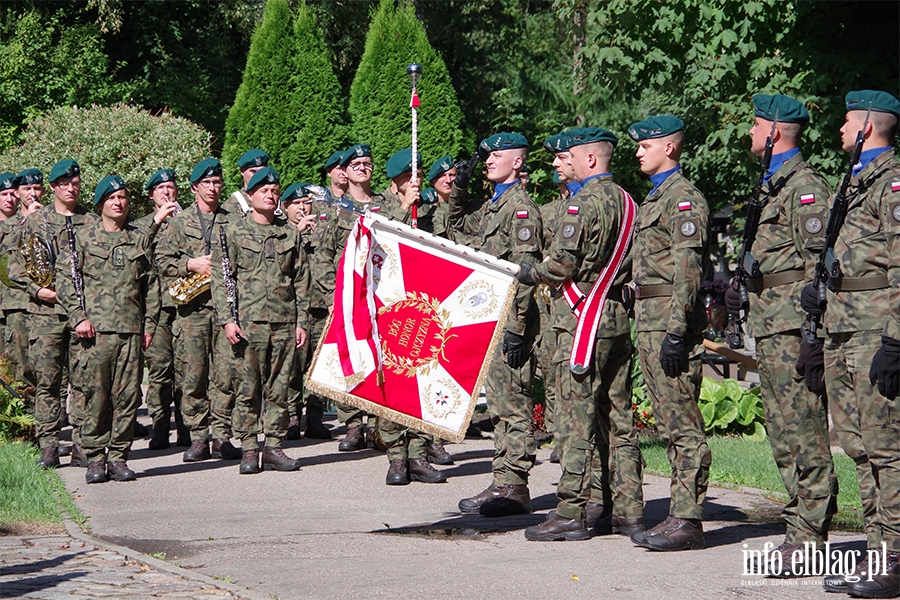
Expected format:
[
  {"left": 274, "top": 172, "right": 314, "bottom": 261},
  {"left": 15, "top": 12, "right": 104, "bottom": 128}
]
[{"left": 562, "top": 187, "right": 636, "bottom": 374}]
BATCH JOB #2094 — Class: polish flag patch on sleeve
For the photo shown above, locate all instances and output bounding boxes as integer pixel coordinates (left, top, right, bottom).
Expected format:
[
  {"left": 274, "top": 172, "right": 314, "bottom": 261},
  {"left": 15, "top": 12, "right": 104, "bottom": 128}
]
[
  {"left": 800, "top": 194, "right": 816, "bottom": 205},
  {"left": 677, "top": 201, "right": 692, "bottom": 211},
  {"left": 516, "top": 210, "right": 529, "bottom": 219},
  {"left": 892, "top": 181, "right": 900, "bottom": 192},
  {"left": 567, "top": 205, "right": 579, "bottom": 214}
]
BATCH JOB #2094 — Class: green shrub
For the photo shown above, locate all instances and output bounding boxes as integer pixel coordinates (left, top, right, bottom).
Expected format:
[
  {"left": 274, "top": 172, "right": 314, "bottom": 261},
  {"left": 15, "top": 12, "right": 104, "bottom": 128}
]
[
  {"left": 349, "top": 0, "right": 468, "bottom": 191},
  {"left": 699, "top": 378, "right": 766, "bottom": 441},
  {"left": 0, "top": 355, "right": 33, "bottom": 442},
  {"left": 0, "top": 104, "right": 212, "bottom": 218}
]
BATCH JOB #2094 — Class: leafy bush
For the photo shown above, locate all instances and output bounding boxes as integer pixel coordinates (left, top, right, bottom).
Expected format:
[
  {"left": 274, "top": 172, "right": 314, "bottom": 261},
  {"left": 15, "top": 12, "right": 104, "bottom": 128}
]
[
  {"left": 0, "top": 104, "right": 212, "bottom": 218},
  {"left": 0, "top": 355, "right": 33, "bottom": 442},
  {"left": 699, "top": 378, "right": 766, "bottom": 441},
  {"left": 349, "top": 0, "right": 468, "bottom": 191}
]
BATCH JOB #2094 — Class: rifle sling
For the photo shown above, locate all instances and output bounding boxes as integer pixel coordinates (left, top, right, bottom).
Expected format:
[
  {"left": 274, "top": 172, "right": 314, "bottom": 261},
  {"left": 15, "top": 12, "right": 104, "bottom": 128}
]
[{"left": 831, "top": 274, "right": 889, "bottom": 292}]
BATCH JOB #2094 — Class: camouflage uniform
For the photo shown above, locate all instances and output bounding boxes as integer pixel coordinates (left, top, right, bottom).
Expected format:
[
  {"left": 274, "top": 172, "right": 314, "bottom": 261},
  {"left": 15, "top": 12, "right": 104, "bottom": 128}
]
[
  {"left": 449, "top": 182, "right": 542, "bottom": 487},
  {"left": 632, "top": 169, "right": 710, "bottom": 521},
  {"left": 8, "top": 204, "right": 98, "bottom": 449},
  {"left": 211, "top": 215, "right": 309, "bottom": 450},
  {"left": 55, "top": 221, "right": 158, "bottom": 463},
  {"left": 157, "top": 203, "right": 241, "bottom": 443},
  {"left": 134, "top": 213, "right": 185, "bottom": 438},
  {"left": 0, "top": 216, "right": 36, "bottom": 399},
  {"left": 224, "top": 190, "right": 252, "bottom": 217},
  {"left": 824, "top": 149, "right": 900, "bottom": 551},
  {"left": 531, "top": 174, "right": 639, "bottom": 521},
  {"left": 744, "top": 152, "right": 837, "bottom": 546},
  {"left": 288, "top": 194, "right": 333, "bottom": 426}
]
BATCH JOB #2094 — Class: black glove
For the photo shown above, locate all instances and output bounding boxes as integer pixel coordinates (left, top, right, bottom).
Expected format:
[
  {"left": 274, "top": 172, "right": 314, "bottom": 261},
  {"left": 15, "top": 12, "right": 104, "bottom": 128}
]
[
  {"left": 659, "top": 333, "right": 688, "bottom": 378},
  {"left": 502, "top": 331, "right": 530, "bottom": 369},
  {"left": 724, "top": 283, "right": 742, "bottom": 318},
  {"left": 800, "top": 283, "right": 823, "bottom": 316},
  {"left": 517, "top": 263, "right": 534, "bottom": 286},
  {"left": 453, "top": 152, "right": 480, "bottom": 189},
  {"left": 796, "top": 338, "right": 826, "bottom": 396},
  {"left": 870, "top": 336, "right": 900, "bottom": 400}
]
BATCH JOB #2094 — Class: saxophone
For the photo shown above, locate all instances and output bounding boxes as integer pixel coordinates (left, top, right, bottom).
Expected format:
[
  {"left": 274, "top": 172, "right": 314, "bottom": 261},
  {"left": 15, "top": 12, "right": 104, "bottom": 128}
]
[{"left": 168, "top": 272, "right": 210, "bottom": 305}]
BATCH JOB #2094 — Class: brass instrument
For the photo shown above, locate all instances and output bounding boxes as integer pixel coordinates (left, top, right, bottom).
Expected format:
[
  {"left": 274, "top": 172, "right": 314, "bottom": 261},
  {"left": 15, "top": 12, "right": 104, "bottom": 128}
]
[
  {"left": 19, "top": 232, "right": 55, "bottom": 288},
  {"left": 536, "top": 283, "right": 553, "bottom": 307},
  {"left": 168, "top": 272, "right": 210, "bottom": 305}
]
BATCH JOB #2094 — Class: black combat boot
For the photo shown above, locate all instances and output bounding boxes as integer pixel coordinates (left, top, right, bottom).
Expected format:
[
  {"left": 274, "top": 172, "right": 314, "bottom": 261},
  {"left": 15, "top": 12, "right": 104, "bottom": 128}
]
[
  {"left": 107, "top": 461, "right": 137, "bottom": 482},
  {"left": 262, "top": 447, "right": 301, "bottom": 471},
  {"left": 37, "top": 446, "right": 60, "bottom": 469},
  {"left": 182, "top": 439, "right": 210, "bottom": 462}
]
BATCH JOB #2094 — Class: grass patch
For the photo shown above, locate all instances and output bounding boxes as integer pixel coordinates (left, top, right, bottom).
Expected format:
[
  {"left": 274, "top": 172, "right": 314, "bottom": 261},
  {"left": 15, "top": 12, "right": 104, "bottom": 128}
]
[
  {"left": 639, "top": 435, "right": 863, "bottom": 531},
  {"left": 0, "top": 441, "right": 86, "bottom": 532}
]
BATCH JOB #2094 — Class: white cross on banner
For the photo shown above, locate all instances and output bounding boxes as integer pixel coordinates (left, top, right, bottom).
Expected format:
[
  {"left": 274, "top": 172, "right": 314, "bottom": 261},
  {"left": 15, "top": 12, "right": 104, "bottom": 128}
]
[{"left": 306, "top": 213, "right": 518, "bottom": 442}]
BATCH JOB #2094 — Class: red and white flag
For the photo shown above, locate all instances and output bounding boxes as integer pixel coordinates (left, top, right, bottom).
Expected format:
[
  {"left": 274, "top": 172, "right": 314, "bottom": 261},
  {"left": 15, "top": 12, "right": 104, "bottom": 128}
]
[{"left": 307, "top": 214, "right": 518, "bottom": 441}]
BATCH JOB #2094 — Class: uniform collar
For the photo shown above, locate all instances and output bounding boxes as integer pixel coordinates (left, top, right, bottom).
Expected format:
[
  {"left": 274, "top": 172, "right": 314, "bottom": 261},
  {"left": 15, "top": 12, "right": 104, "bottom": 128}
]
[
  {"left": 491, "top": 181, "right": 517, "bottom": 203},
  {"left": 648, "top": 165, "right": 680, "bottom": 196},
  {"left": 853, "top": 147, "right": 894, "bottom": 177},
  {"left": 565, "top": 181, "right": 582, "bottom": 196},
  {"left": 764, "top": 148, "right": 800, "bottom": 183}
]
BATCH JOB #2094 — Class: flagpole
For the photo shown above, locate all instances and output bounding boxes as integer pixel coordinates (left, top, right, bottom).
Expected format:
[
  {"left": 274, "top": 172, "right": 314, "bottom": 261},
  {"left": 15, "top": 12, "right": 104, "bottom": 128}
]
[{"left": 407, "top": 63, "right": 422, "bottom": 229}]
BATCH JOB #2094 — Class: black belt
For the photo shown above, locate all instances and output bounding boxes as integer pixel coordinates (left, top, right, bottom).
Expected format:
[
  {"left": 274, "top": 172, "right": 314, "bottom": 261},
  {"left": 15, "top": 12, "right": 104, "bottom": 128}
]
[
  {"left": 831, "top": 274, "right": 889, "bottom": 292},
  {"left": 634, "top": 283, "right": 673, "bottom": 299},
  {"left": 746, "top": 269, "right": 805, "bottom": 293}
]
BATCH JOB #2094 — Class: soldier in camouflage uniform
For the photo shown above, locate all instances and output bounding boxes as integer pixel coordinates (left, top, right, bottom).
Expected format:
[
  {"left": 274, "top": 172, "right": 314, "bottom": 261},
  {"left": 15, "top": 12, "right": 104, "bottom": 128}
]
[
  {"left": 802, "top": 90, "right": 900, "bottom": 597},
  {"left": 519, "top": 127, "right": 639, "bottom": 541},
  {"left": 56, "top": 175, "right": 159, "bottom": 483},
  {"left": 723, "top": 95, "right": 837, "bottom": 576},
  {"left": 0, "top": 173, "right": 24, "bottom": 376},
  {"left": 324, "top": 150, "right": 348, "bottom": 204},
  {"left": 281, "top": 182, "right": 332, "bottom": 440},
  {"left": 9, "top": 160, "right": 97, "bottom": 469},
  {"left": 371, "top": 149, "right": 450, "bottom": 485},
  {"left": 133, "top": 169, "right": 188, "bottom": 450},
  {"left": 224, "top": 149, "right": 269, "bottom": 216},
  {"left": 157, "top": 158, "right": 243, "bottom": 463},
  {"left": 426, "top": 155, "right": 456, "bottom": 239},
  {"left": 625, "top": 116, "right": 710, "bottom": 551},
  {"left": 16, "top": 168, "right": 45, "bottom": 215},
  {"left": 211, "top": 167, "right": 307, "bottom": 474},
  {"left": 450, "top": 133, "right": 543, "bottom": 517}
]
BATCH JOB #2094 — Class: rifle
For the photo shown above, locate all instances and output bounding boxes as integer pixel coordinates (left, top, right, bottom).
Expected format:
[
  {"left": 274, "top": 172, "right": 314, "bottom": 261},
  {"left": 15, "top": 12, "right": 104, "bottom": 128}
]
[
  {"left": 804, "top": 103, "right": 872, "bottom": 344},
  {"left": 218, "top": 225, "right": 240, "bottom": 328},
  {"left": 726, "top": 112, "right": 779, "bottom": 349},
  {"left": 65, "top": 216, "right": 85, "bottom": 313}
]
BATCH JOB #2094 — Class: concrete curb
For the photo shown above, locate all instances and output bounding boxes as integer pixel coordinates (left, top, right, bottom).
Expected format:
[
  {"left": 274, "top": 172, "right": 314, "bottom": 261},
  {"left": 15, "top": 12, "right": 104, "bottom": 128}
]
[{"left": 61, "top": 515, "right": 272, "bottom": 600}]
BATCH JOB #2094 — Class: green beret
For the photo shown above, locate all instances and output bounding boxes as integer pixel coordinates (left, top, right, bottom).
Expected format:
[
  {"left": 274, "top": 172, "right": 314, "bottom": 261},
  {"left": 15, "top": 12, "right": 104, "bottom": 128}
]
[
  {"left": 340, "top": 144, "right": 372, "bottom": 166},
  {"left": 48, "top": 159, "right": 80, "bottom": 183},
  {"left": 0, "top": 172, "right": 16, "bottom": 191},
  {"left": 15, "top": 168, "right": 42, "bottom": 187},
  {"left": 752, "top": 94, "right": 809, "bottom": 123},
  {"left": 385, "top": 148, "right": 422, "bottom": 179},
  {"left": 190, "top": 158, "right": 222, "bottom": 185},
  {"left": 478, "top": 132, "right": 529, "bottom": 160},
  {"left": 144, "top": 168, "right": 177, "bottom": 191},
  {"left": 238, "top": 149, "right": 270, "bottom": 170},
  {"left": 324, "top": 151, "right": 344, "bottom": 171},
  {"left": 420, "top": 187, "right": 439, "bottom": 205},
  {"left": 845, "top": 90, "right": 900, "bottom": 117},
  {"left": 93, "top": 175, "right": 127, "bottom": 206},
  {"left": 280, "top": 182, "right": 309, "bottom": 203},
  {"left": 567, "top": 127, "right": 617, "bottom": 148},
  {"left": 427, "top": 155, "right": 454, "bottom": 182},
  {"left": 627, "top": 116, "right": 685, "bottom": 141},
  {"left": 246, "top": 166, "right": 279, "bottom": 192},
  {"left": 543, "top": 132, "right": 573, "bottom": 153}
]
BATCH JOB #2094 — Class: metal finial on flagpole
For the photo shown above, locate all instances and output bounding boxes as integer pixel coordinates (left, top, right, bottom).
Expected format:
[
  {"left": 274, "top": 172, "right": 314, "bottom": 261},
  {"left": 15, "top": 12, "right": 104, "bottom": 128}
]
[{"left": 407, "top": 63, "right": 422, "bottom": 228}]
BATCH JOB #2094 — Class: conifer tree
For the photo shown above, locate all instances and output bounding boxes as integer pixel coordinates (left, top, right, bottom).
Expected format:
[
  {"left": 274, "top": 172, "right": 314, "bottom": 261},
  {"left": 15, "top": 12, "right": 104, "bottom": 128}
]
[
  {"left": 349, "top": 0, "right": 466, "bottom": 191},
  {"left": 223, "top": 0, "right": 345, "bottom": 189}
]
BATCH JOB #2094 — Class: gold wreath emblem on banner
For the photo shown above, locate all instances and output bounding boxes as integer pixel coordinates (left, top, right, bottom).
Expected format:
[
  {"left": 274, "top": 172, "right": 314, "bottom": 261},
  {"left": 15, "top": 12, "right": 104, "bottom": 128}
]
[{"left": 378, "top": 291, "right": 456, "bottom": 378}]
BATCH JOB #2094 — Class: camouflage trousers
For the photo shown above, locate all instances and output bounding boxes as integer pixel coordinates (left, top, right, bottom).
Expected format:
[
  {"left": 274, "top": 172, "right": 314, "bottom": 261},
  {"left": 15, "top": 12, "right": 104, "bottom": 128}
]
[
  {"left": 144, "top": 307, "right": 184, "bottom": 432},
  {"left": 825, "top": 329, "right": 899, "bottom": 550},
  {"left": 377, "top": 417, "right": 433, "bottom": 461},
  {"left": 4, "top": 309, "right": 35, "bottom": 410},
  {"left": 485, "top": 339, "right": 536, "bottom": 487},
  {"left": 756, "top": 331, "right": 837, "bottom": 545},
  {"left": 554, "top": 331, "right": 643, "bottom": 521},
  {"left": 228, "top": 322, "right": 295, "bottom": 450},
  {"left": 78, "top": 332, "right": 142, "bottom": 463},
  {"left": 637, "top": 330, "right": 710, "bottom": 521},
  {"left": 288, "top": 307, "right": 328, "bottom": 421},
  {"left": 535, "top": 298, "right": 557, "bottom": 435},
  {"left": 174, "top": 305, "right": 235, "bottom": 442},
  {"left": 29, "top": 313, "right": 82, "bottom": 448}
]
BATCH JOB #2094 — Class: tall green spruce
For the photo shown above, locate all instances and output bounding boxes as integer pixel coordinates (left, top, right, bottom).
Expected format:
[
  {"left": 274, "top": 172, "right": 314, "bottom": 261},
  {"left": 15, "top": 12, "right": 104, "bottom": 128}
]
[
  {"left": 349, "top": 0, "right": 467, "bottom": 191},
  {"left": 223, "top": 0, "right": 345, "bottom": 190}
]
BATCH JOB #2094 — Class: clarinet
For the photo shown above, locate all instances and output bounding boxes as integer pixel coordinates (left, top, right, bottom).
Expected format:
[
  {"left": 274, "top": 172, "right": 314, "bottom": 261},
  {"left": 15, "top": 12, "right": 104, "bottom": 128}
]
[
  {"left": 65, "top": 216, "right": 86, "bottom": 312},
  {"left": 218, "top": 225, "right": 240, "bottom": 327}
]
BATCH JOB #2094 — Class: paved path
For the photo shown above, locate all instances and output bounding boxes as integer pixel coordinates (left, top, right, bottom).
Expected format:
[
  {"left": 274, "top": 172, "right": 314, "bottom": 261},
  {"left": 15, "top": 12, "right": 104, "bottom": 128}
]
[{"left": 7, "top": 416, "right": 871, "bottom": 600}]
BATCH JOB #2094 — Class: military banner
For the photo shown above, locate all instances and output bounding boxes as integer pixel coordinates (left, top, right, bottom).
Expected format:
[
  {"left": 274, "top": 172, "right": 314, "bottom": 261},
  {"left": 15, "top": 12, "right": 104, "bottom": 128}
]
[{"left": 306, "top": 213, "right": 518, "bottom": 442}]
